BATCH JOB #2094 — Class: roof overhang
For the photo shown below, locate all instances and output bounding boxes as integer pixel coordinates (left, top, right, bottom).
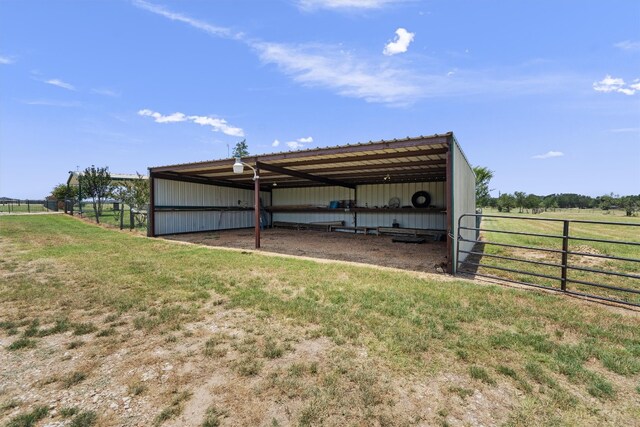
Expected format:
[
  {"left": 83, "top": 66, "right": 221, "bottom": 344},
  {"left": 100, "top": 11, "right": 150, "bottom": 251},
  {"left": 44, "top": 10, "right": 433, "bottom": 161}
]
[{"left": 149, "top": 133, "right": 453, "bottom": 190}]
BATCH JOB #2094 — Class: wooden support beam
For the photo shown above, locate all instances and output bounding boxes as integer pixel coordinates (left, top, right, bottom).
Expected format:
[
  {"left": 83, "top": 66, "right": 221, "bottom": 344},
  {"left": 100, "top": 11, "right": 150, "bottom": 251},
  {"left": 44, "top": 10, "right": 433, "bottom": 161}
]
[{"left": 256, "top": 161, "right": 356, "bottom": 189}]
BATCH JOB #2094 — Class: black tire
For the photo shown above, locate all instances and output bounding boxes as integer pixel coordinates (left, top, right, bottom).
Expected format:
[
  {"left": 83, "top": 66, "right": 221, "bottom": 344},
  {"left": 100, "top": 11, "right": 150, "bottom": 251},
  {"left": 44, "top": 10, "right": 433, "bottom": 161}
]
[{"left": 411, "top": 191, "right": 431, "bottom": 208}]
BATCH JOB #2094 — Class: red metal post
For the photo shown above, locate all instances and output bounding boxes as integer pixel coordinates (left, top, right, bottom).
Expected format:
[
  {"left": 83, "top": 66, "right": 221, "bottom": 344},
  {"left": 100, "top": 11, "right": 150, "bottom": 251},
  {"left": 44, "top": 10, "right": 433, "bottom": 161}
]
[{"left": 254, "top": 167, "right": 261, "bottom": 249}]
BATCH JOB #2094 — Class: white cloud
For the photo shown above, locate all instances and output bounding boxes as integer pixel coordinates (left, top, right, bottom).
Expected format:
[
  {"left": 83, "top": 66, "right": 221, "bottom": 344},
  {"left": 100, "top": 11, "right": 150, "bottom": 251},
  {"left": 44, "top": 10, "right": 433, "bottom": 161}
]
[
  {"left": 138, "top": 109, "right": 187, "bottom": 123},
  {"left": 614, "top": 40, "right": 640, "bottom": 51},
  {"left": 383, "top": 28, "right": 415, "bottom": 56},
  {"left": 272, "top": 139, "right": 280, "bottom": 147},
  {"left": 593, "top": 75, "right": 638, "bottom": 95},
  {"left": 286, "top": 141, "right": 304, "bottom": 149},
  {"left": 297, "top": 0, "right": 404, "bottom": 10},
  {"left": 45, "top": 78, "right": 76, "bottom": 91},
  {"left": 91, "top": 88, "right": 120, "bottom": 97},
  {"left": 532, "top": 151, "right": 564, "bottom": 159},
  {"left": 253, "top": 41, "right": 421, "bottom": 104},
  {"left": 188, "top": 115, "right": 245, "bottom": 137},
  {"left": 132, "top": 0, "right": 238, "bottom": 39},
  {"left": 21, "top": 99, "right": 82, "bottom": 107},
  {"left": 283, "top": 136, "right": 314, "bottom": 150},
  {"left": 138, "top": 109, "right": 244, "bottom": 137},
  {"left": 0, "top": 55, "right": 15, "bottom": 65}
]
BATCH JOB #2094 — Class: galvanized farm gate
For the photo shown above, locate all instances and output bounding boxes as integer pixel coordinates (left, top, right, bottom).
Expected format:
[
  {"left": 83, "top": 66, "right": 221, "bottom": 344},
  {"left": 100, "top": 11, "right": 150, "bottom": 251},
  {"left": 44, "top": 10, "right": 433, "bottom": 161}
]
[{"left": 456, "top": 214, "right": 640, "bottom": 307}]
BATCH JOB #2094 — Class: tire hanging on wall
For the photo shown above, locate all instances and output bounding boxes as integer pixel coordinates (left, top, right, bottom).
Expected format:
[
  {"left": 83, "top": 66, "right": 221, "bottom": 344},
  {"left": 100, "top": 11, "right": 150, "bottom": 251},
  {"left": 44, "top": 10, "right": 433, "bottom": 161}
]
[{"left": 411, "top": 191, "right": 431, "bottom": 208}]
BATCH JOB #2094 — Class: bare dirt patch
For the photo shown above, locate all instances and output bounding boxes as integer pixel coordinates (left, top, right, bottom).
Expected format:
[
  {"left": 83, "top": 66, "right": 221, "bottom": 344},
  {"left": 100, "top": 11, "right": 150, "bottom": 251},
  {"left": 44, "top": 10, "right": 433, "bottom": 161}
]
[{"left": 164, "top": 228, "right": 448, "bottom": 273}]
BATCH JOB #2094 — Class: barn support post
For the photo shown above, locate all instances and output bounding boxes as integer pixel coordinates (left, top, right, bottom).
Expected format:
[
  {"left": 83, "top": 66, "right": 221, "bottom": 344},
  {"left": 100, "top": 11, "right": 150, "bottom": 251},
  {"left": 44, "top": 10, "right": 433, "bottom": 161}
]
[
  {"left": 147, "top": 172, "right": 155, "bottom": 237},
  {"left": 254, "top": 166, "right": 261, "bottom": 249},
  {"left": 446, "top": 138, "right": 454, "bottom": 274}
]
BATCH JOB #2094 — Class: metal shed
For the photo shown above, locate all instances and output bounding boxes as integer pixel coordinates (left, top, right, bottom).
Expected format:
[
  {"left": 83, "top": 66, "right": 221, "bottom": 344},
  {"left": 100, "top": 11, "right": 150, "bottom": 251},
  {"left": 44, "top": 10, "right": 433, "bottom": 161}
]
[{"left": 147, "top": 132, "right": 475, "bottom": 273}]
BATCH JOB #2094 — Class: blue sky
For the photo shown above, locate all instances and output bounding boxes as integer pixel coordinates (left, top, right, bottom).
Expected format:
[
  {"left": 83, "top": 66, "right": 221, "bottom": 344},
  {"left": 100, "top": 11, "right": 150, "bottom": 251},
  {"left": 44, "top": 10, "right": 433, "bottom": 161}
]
[{"left": 1, "top": 0, "right": 638, "bottom": 199}]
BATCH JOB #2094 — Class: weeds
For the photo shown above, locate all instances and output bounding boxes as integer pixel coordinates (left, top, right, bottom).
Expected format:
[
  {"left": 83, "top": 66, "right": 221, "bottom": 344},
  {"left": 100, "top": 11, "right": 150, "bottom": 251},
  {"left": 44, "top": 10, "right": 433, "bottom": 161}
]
[
  {"left": 128, "top": 382, "right": 147, "bottom": 396},
  {"left": 153, "top": 391, "right": 192, "bottom": 426},
  {"left": 69, "top": 410, "right": 97, "bottom": 427},
  {"left": 469, "top": 366, "right": 496, "bottom": 385},
  {"left": 59, "top": 407, "right": 79, "bottom": 417},
  {"left": 5, "top": 405, "right": 48, "bottom": 427},
  {"left": 7, "top": 338, "right": 36, "bottom": 351},
  {"left": 263, "top": 338, "right": 284, "bottom": 359},
  {"left": 62, "top": 371, "right": 87, "bottom": 388},
  {"left": 202, "top": 405, "right": 227, "bottom": 427},
  {"left": 67, "top": 340, "right": 84, "bottom": 349},
  {"left": 235, "top": 356, "right": 262, "bottom": 376},
  {"left": 449, "top": 386, "right": 473, "bottom": 399},
  {"left": 72, "top": 323, "right": 97, "bottom": 335}
]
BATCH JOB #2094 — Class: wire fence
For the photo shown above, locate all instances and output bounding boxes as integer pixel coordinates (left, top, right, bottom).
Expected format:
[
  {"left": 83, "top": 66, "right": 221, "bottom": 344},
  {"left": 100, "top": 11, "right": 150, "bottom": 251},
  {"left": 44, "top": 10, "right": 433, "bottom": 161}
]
[
  {"left": 69, "top": 201, "right": 147, "bottom": 231},
  {"left": 1, "top": 199, "right": 146, "bottom": 231},
  {"left": 0, "top": 199, "right": 57, "bottom": 213}
]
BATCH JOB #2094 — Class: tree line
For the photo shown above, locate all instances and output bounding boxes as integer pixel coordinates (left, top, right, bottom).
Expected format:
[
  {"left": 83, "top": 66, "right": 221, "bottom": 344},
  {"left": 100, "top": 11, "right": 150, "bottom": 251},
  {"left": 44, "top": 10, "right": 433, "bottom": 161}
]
[{"left": 473, "top": 166, "right": 639, "bottom": 216}]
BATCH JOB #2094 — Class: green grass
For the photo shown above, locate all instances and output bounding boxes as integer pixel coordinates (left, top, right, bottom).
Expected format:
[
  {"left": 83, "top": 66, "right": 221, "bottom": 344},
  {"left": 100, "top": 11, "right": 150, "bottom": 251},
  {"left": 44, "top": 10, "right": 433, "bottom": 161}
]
[
  {"left": 68, "top": 410, "right": 97, "bottom": 427},
  {"left": 1, "top": 214, "right": 639, "bottom": 425},
  {"left": 473, "top": 208, "right": 640, "bottom": 305},
  {"left": 5, "top": 405, "right": 49, "bottom": 427}
]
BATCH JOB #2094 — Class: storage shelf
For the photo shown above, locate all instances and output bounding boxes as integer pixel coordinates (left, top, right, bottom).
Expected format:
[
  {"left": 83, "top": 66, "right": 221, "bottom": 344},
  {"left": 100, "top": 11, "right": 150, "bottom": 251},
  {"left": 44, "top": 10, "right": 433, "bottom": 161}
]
[{"left": 266, "top": 206, "right": 445, "bottom": 214}]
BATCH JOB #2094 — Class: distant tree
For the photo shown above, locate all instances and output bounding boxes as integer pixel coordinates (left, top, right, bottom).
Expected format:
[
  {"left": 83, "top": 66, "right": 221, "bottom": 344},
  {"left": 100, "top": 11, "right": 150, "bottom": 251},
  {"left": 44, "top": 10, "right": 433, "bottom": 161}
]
[
  {"left": 543, "top": 195, "right": 558, "bottom": 211},
  {"left": 523, "top": 194, "right": 543, "bottom": 213},
  {"left": 497, "top": 193, "right": 516, "bottom": 212},
  {"left": 473, "top": 166, "right": 494, "bottom": 208},
  {"left": 598, "top": 193, "right": 617, "bottom": 211},
  {"left": 232, "top": 139, "right": 249, "bottom": 158},
  {"left": 50, "top": 183, "right": 77, "bottom": 201},
  {"left": 79, "top": 165, "right": 112, "bottom": 224},
  {"left": 619, "top": 195, "right": 639, "bottom": 217},
  {"left": 514, "top": 191, "right": 527, "bottom": 213}
]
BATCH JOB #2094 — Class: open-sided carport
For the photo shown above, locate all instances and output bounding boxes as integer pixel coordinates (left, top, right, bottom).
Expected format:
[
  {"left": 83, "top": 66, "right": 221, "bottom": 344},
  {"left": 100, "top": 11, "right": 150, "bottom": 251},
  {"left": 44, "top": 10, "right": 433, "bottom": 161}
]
[{"left": 147, "top": 132, "right": 475, "bottom": 273}]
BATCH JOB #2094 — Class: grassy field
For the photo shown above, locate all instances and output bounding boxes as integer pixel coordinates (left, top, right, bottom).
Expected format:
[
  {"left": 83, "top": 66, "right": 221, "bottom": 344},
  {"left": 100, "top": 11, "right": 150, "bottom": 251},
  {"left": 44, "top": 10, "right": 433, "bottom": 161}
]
[
  {"left": 469, "top": 208, "right": 640, "bottom": 305},
  {"left": 0, "top": 215, "right": 639, "bottom": 426}
]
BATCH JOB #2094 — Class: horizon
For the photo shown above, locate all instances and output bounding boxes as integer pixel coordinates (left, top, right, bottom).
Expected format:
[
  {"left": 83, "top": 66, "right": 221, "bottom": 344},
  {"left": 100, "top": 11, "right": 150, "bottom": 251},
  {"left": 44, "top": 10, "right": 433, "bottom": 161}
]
[{"left": 1, "top": 0, "right": 639, "bottom": 199}]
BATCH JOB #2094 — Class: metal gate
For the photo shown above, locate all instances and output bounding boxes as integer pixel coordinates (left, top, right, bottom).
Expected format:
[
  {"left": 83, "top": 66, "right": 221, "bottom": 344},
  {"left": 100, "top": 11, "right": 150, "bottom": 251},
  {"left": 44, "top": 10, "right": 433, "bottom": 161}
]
[{"left": 456, "top": 213, "right": 640, "bottom": 307}]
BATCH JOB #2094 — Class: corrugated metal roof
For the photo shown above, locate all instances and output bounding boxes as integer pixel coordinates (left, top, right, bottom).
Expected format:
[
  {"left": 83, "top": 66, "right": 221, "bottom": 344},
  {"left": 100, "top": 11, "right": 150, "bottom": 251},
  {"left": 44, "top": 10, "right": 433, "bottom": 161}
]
[
  {"left": 67, "top": 172, "right": 148, "bottom": 186},
  {"left": 149, "top": 132, "right": 453, "bottom": 189}
]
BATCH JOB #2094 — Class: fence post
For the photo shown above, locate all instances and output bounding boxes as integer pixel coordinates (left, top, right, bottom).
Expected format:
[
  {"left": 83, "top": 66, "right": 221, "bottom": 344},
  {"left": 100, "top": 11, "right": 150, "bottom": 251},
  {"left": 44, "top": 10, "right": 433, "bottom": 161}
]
[
  {"left": 130, "top": 208, "right": 134, "bottom": 231},
  {"left": 120, "top": 203, "right": 124, "bottom": 230},
  {"left": 27, "top": 200, "right": 30, "bottom": 213},
  {"left": 560, "top": 220, "right": 569, "bottom": 291}
]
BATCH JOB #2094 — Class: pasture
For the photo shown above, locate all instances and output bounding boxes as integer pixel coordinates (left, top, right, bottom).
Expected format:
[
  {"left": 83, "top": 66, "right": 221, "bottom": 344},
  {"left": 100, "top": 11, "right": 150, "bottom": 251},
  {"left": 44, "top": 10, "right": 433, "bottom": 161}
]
[
  {"left": 0, "top": 214, "right": 638, "bottom": 426},
  {"left": 467, "top": 208, "right": 640, "bottom": 305}
]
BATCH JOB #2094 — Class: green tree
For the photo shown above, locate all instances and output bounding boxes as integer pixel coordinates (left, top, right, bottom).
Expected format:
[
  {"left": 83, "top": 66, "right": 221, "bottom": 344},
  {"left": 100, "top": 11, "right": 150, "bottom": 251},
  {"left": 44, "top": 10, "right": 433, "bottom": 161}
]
[
  {"left": 50, "top": 183, "right": 77, "bottom": 201},
  {"left": 79, "top": 165, "right": 112, "bottom": 224},
  {"left": 514, "top": 191, "right": 526, "bottom": 213},
  {"left": 111, "top": 173, "right": 150, "bottom": 226},
  {"left": 524, "top": 194, "right": 542, "bottom": 213},
  {"left": 472, "top": 166, "right": 494, "bottom": 208},
  {"left": 232, "top": 139, "right": 249, "bottom": 158},
  {"left": 619, "top": 195, "right": 639, "bottom": 217},
  {"left": 497, "top": 193, "right": 516, "bottom": 212}
]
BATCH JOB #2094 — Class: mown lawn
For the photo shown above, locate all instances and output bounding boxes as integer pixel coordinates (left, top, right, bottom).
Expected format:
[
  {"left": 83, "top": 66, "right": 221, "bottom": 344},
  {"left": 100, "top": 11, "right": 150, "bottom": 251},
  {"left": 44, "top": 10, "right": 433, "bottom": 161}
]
[{"left": 1, "top": 214, "right": 639, "bottom": 426}]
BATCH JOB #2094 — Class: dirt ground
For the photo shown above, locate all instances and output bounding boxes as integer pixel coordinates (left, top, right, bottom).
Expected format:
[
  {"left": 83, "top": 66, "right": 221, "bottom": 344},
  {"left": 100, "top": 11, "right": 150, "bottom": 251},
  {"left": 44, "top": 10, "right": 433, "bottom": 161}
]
[{"left": 163, "top": 228, "right": 448, "bottom": 274}]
